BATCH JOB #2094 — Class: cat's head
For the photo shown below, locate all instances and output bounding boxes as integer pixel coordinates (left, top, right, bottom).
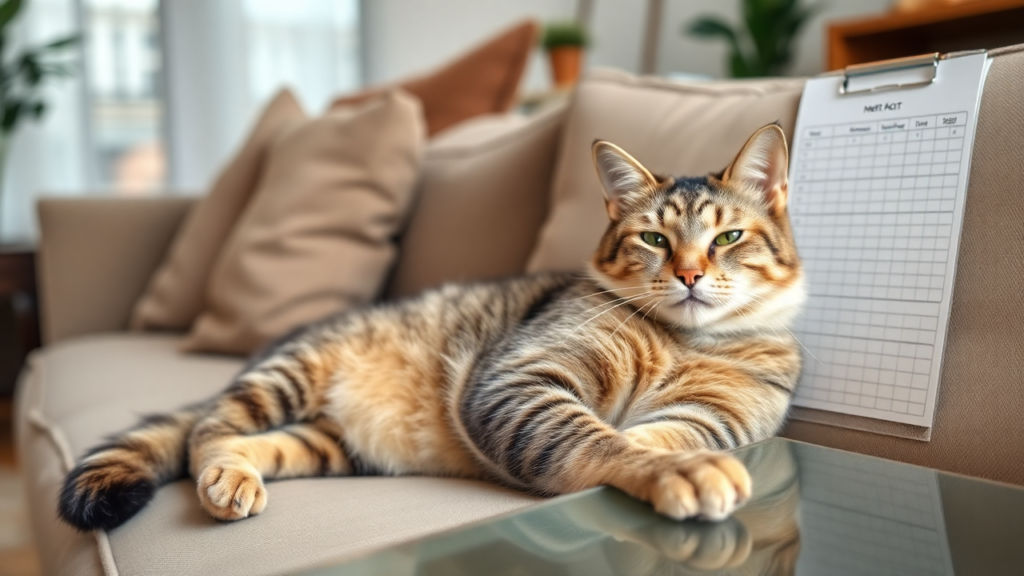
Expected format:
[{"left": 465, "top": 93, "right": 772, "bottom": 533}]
[{"left": 589, "top": 123, "right": 805, "bottom": 335}]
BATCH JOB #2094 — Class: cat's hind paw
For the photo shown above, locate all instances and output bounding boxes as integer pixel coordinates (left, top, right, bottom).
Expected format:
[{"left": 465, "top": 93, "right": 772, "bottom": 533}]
[{"left": 197, "top": 463, "right": 267, "bottom": 521}]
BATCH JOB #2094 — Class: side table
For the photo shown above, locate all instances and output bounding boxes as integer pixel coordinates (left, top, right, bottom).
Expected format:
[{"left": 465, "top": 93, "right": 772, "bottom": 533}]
[{"left": 0, "top": 244, "right": 40, "bottom": 396}]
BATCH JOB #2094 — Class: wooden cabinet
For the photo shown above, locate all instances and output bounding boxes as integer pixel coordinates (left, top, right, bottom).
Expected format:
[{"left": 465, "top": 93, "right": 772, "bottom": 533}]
[
  {"left": 829, "top": 0, "right": 1024, "bottom": 70},
  {"left": 0, "top": 246, "right": 39, "bottom": 396}
]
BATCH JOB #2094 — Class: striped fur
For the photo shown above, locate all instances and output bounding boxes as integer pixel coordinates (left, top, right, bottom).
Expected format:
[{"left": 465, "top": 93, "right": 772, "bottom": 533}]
[{"left": 59, "top": 124, "right": 805, "bottom": 531}]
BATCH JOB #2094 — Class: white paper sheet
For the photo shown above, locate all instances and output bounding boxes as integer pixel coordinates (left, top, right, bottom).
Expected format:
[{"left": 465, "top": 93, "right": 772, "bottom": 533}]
[{"left": 788, "top": 54, "right": 990, "bottom": 428}]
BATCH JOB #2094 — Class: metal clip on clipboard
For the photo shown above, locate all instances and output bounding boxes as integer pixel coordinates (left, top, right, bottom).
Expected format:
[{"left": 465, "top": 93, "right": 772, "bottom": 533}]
[{"left": 840, "top": 53, "right": 940, "bottom": 95}]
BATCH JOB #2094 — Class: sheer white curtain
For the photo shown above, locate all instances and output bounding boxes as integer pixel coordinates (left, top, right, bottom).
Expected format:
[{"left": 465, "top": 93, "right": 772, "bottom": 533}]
[
  {"left": 162, "top": 0, "right": 361, "bottom": 191},
  {"left": 0, "top": 0, "right": 361, "bottom": 241},
  {"left": 0, "top": 0, "right": 86, "bottom": 241}
]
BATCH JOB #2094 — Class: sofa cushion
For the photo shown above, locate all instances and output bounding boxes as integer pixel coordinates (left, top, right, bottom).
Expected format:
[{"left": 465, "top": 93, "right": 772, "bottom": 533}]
[
  {"left": 183, "top": 91, "right": 425, "bottom": 355},
  {"left": 331, "top": 20, "right": 537, "bottom": 137},
  {"left": 130, "top": 90, "right": 307, "bottom": 332},
  {"left": 387, "top": 104, "right": 567, "bottom": 299},
  {"left": 526, "top": 70, "right": 805, "bottom": 273},
  {"left": 15, "top": 334, "right": 539, "bottom": 576}
]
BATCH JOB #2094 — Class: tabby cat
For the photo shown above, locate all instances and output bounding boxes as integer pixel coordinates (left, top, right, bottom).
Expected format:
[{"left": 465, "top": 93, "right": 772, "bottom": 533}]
[{"left": 59, "top": 123, "right": 805, "bottom": 531}]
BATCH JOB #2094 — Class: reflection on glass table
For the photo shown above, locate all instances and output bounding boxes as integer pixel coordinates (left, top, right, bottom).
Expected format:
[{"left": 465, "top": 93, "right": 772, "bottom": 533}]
[{"left": 303, "top": 438, "right": 1024, "bottom": 575}]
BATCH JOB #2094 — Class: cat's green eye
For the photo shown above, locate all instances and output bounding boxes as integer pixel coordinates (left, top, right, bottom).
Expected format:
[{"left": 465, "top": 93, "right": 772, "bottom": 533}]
[
  {"left": 640, "top": 232, "right": 668, "bottom": 248},
  {"left": 714, "top": 230, "right": 743, "bottom": 246}
]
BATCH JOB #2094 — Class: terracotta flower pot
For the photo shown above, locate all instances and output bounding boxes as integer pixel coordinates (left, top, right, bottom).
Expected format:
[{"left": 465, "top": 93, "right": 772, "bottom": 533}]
[{"left": 548, "top": 46, "right": 583, "bottom": 89}]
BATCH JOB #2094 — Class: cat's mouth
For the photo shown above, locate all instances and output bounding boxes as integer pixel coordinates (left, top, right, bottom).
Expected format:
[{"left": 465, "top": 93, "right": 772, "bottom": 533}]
[{"left": 672, "top": 295, "right": 709, "bottom": 308}]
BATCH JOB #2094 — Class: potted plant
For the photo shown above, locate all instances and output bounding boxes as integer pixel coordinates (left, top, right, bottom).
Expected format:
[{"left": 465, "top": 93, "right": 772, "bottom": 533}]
[
  {"left": 542, "top": 22, "right": 588, "bottom": 89},
  {"left": 685, "top": 0, "right": 819, "bottom": 78},
  {"left": 0, "top": 0, "right": 78, "bottom": 233}
]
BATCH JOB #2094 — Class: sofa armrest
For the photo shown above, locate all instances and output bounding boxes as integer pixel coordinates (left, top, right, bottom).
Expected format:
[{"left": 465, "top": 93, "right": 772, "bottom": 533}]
[{"left": 37, "top": 196, "right": 196, "bottom": 344}]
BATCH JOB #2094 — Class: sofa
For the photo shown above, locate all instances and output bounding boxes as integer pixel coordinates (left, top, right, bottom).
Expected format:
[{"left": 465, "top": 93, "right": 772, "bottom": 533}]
[{"left": 16, "top": 46, "right": 1024, "bottom": 575}]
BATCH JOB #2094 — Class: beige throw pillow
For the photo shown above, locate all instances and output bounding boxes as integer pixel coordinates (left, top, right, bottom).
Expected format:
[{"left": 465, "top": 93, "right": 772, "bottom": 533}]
[
  {"left": 183, "top": 91, "right": 425, "bottom": 355},
  {"left": 385, "top": 103, "right": 567, "bottom": 299},
  {"left": 526, "top": 70, "right": 806, "bottom": 273},
  {"left": 130, "top": 89, "right": 307, "bottom": 331}
]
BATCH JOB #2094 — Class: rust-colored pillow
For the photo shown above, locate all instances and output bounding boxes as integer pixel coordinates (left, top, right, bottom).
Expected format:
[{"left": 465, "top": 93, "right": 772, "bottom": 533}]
[
  {"left": 182, "top": 91, "right": 425, "bottom": 355},
  {"left": 130, "top": 90, "right": 307, "bottom": 331},
  {"left": 331, "top": 20, "right": 537, "bottom": 137}
]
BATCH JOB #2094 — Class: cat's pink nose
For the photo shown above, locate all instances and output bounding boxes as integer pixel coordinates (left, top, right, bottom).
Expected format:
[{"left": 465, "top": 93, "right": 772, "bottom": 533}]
[{"left": 677, "top": 268, "right": 704, "bottom": 288}]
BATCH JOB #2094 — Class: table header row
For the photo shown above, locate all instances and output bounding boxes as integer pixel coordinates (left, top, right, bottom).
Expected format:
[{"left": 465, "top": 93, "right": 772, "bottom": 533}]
[{"left": 804, "top": 112, "right": 967, "bottom": 138}]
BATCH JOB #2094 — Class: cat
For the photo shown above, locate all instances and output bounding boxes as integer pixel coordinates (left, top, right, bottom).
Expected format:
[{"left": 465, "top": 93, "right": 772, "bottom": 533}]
[{"left": 58, "top": 123, "right": 805, "bottom": 532}]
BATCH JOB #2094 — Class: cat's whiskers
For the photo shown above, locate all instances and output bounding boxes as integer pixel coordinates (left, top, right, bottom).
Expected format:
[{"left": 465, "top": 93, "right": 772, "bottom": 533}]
[
  {"left": 642, "top": 298, "right": 661, "bottom": 324},
  {"left": 609, "top": 299, "right": 659, "bottom": 338},
  {"left": 561, "top": 291, "right": 658, "bottom": 344},
  {"left": 742, "top": 292, "right": 822, "bottom": 365},
  {"left": 573, "top": 285, "right": 660, "bottom": 310},
  {"left": 566, "top": 284, "right": 649, "bottom": 303},
  {"left": 576, "top": 284, "right": 664, "bottom": 315}
]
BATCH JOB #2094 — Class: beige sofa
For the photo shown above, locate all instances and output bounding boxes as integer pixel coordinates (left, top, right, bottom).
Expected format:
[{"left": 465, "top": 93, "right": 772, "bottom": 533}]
[{"left": 17, "top": 48, "right": 1024, "bottom": 575}]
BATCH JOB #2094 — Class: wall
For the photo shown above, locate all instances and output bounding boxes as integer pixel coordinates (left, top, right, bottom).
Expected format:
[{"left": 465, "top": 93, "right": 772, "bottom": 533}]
[
  {"left": 362, "top": 0, "right": 894, "bottom": 92},
  {"left": 361, "top": 0, "right": 575, "bottom": 93}
]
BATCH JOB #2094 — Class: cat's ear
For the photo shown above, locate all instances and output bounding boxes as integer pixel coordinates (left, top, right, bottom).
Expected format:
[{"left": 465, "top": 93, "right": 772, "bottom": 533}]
[
  {"left": 721, "top": 123, "right": 790, "bottom": 217},
  {"left": 592, "top": 140, "right": 658, "bottom": 221}
]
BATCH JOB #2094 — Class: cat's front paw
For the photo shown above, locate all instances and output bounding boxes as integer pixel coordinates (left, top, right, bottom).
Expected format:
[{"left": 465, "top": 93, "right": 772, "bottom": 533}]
[
  {"left": 638, "top": 451, "right": 752, "bottom": 521},
  {"left": 197, "top": 463, "right": 267, "bottom": 521}
]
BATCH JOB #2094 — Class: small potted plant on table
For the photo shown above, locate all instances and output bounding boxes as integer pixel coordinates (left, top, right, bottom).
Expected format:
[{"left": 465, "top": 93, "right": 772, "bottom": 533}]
[{"left": 542, "top": 21, "right": 588, "bottom": 89}]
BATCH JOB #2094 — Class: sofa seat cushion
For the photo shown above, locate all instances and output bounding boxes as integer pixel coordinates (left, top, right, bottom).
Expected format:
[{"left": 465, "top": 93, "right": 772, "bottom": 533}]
[{"left": 15, "top": 334, "right": 539, "bottom": 576}]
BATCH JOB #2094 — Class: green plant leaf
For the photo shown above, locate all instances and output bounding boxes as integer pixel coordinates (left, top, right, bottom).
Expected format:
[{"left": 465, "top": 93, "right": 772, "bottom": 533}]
[
  {"left": 686, "top": 17, "right": 739, "bottom": 41},
  {"left": 40, "top": 34, "right": 79, "bottom": 51},
  {"left": 541, "top": 22, "right": 588, "bottom": 49},
  {"left": 0, "top": 0, "right": 23, "bottom": 31},
  {"left": 2, "top": 100, "right": 22, "bottom": 132},
  {"left": 41, "top": 61, "right": 76, "bottom": 77},
  {"left": 730, "top": 51, "right": 754, "bottom": 78},
  {"left": 31, "top": 100, "right": 44, "bottom": 119},
  {"left": 687, "top": 16, "right": 753, "bottom": 78},
  {"left": 19, "top": 52, "right": 42, "bottom": 86}
]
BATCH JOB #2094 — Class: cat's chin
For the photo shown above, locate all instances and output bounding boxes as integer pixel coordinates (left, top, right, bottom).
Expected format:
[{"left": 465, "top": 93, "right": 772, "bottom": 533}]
[{"left": 658, "top": 299, "right": 730, "bottom": 332}]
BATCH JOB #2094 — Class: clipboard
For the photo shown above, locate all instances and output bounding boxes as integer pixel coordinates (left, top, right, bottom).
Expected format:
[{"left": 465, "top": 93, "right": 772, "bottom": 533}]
[{"left": 786, "top": 51, "right": 991, "bottom": 439}]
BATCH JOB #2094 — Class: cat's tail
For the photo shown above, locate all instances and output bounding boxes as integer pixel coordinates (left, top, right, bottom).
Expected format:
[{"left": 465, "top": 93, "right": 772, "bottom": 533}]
[{"left": 58, "top": 403, "right": 209, "bottom": 531}]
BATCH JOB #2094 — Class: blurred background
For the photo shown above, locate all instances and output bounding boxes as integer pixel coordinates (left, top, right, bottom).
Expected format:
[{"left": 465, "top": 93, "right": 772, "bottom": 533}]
[{"left": 0, "top": 0, "right": 906, "bottom": 242}]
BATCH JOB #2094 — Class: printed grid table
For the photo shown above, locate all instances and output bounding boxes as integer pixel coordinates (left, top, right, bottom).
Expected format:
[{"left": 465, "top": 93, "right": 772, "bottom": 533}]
[{"left": 789, "top": 112, "right": 967, "bottom": 423}]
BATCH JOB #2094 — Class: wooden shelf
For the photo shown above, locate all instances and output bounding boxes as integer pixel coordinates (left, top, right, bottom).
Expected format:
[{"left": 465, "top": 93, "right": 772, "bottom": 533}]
[
  {"left": 829, "top": 0, "right": 1024, "bottom": 70},
  {"left": 0, "top": 245, "right": 38, "bottom": 396}
]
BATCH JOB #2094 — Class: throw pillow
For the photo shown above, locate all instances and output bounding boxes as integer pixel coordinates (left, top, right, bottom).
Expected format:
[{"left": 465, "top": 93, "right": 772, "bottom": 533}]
[
  {"left": 182, "top": 91, "right": 425, "bottom": 355},
  {"left": 130, "top": 89, "right": 307, "bottom": 331},
  {"left": 331, "top": 20, "right": 537, "bottom": 136},
  {"left": 526, "top": 69, "right": 806, "bottom": 274},
  {"left": 386, "top": 103, "right": 567, "bottom": 299}
]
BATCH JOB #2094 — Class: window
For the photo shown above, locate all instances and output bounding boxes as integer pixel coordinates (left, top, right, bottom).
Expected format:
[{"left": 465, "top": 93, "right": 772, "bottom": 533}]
[
  {"left": 1, "top": 0, "right": 361, "bottom": 241},
  {"left": 84, "top": 0, "right": 165, "bottom": 193}
]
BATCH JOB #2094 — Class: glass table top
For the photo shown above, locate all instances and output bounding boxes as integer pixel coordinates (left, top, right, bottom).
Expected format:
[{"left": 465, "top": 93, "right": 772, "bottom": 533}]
[{"left": 302, "top": 438, "right": 1024, "bottom": 575}]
